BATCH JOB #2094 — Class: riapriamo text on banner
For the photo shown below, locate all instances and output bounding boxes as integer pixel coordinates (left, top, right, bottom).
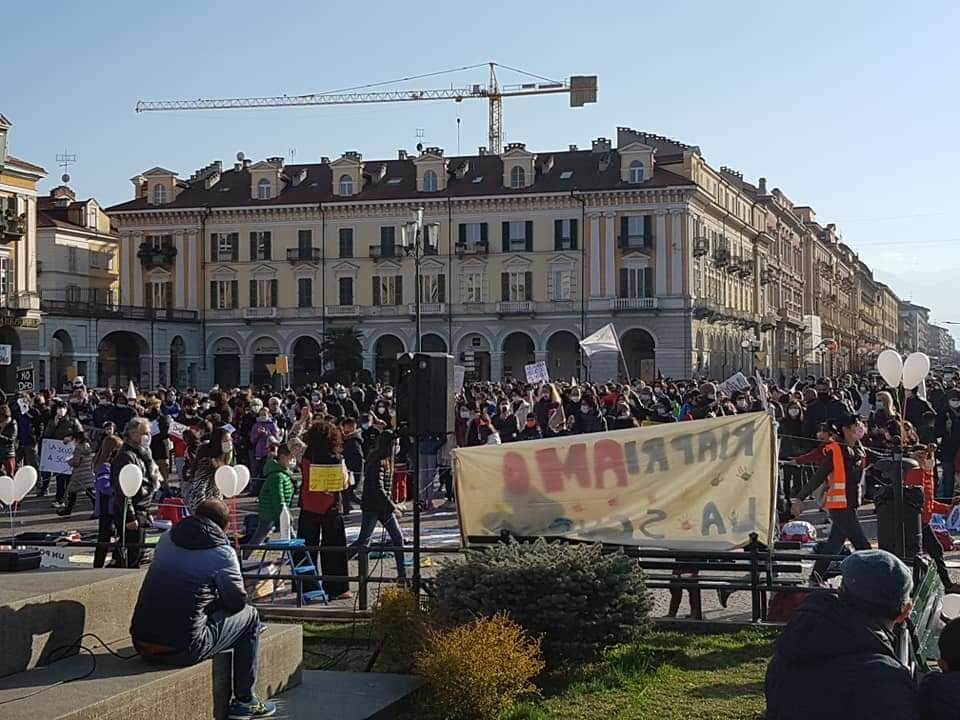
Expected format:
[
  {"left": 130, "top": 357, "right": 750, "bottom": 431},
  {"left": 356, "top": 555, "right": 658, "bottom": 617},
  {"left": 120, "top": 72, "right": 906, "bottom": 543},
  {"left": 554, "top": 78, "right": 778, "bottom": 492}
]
[{"left": 453, "top": 412, "right": 777, "bottom": 550}]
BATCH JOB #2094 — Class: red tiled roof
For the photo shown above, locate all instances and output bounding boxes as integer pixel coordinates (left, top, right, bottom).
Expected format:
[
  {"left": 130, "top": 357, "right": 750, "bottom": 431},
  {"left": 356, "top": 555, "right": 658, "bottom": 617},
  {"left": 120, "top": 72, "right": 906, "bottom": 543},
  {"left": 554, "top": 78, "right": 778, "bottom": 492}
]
[{"left": 106, "top": 149, "right": 695, "bottom": 213}]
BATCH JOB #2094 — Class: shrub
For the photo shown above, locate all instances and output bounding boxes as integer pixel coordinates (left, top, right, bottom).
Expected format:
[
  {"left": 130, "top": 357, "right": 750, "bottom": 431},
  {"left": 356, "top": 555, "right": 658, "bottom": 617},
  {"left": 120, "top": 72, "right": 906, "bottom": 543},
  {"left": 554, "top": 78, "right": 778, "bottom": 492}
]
[
  {"left": 415, "top": 613, "right": 544, "bottom": 720},
  {"left": 432, "top": 539, "right": 653, "bottom": 663},
  {"left": 370, "top": 585, "right": 425, "bottom": 672}
]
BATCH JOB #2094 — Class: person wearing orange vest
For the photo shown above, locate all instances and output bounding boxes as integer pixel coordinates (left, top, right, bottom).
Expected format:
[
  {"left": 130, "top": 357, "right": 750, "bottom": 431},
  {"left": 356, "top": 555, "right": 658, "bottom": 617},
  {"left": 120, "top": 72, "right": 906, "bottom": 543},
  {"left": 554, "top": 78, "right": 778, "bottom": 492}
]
[{"left": 791, "top": 414, "right": 871, "bottom": 584}]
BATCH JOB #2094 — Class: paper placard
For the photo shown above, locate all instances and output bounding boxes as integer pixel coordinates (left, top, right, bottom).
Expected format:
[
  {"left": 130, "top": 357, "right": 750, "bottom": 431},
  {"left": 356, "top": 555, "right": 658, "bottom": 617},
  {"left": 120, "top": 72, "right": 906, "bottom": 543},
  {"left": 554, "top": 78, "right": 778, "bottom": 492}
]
[
  {"left": 453, "top": 365, "right": 466, "bottom": 390},
  {"left": 308, "top": 464, "right": 349, "bottom": 492},
  {"left": 717, "top": 372, "right": 751, "bottom": 396},
  {"left": 40, "top": 439, "right": 75, "bottom": 475},
  {"left": 524, "top": 361, "right": 550, "bottom": 385}
]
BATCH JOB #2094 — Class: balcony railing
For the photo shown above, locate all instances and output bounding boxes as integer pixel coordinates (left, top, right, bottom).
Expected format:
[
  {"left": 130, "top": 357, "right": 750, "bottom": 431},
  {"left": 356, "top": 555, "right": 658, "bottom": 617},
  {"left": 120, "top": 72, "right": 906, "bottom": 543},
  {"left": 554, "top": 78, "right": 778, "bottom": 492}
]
[
  {"left": 287, "top": 247, "right": 321, "bottom": 263},
  {"left": 137, "top": 243, "right": 177, "bottom": 269},
  {"left": 496, "top": 301, "right": 535, "bottom": 315},
  {"left": 39, "top": 299, "right": 199, "bottom": 322},
  {"left": 242, "top": 307, "right": 278, "bottom": 320},
  {"left": 369, "top": 244, "right": 400, "bottom": 260},
  {"left": 408, "top": 303, "right": 447, "bottom": 316},
  {"left": 454, "top": 240, "right": 489, "bottom": 257},
  {"left": 1, "top": 197, "right": 25, "bottom": 243},
  {"left": 327, "top": 304, "right": 360, "bottom": 317},
  {"left": 609, "top": 297, "right": 658, "bottom": 312}
]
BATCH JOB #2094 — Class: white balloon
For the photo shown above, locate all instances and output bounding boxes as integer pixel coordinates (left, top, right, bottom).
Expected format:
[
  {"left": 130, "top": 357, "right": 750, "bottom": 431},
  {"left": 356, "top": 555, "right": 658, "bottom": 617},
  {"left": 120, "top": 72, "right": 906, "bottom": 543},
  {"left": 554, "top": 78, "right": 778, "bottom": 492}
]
[
  {"left": 902, "top": 352, "right": 931, "bottom": 391},
  {"left": 118, "top": 464, "right": 144, "bottom": 498},
  {"left": 234, "top": 465, "right": 251, "bottom": 496},
  {"left": 943, "top": 593, "right": 960, "bottom": 621},
  {"left": 12, "top": 466, "right": 38, "bottom": 503},
  {"left": 0, "top": 475, "right": 14, "bottom": 505},
  {"left": 215, "top": 465, "right": 239, "bottom": 498},
  {"left": 876, "top": 349, "right": 904, "bottom": 388}
]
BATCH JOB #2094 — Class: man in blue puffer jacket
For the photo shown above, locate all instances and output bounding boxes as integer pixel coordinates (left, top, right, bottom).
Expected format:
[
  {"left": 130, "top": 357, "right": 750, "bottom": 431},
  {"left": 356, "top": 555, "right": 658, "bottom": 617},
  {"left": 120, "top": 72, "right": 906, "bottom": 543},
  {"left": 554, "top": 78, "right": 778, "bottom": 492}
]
[{"left": 130, "top": 499, "right": 276, "bottom": 719}]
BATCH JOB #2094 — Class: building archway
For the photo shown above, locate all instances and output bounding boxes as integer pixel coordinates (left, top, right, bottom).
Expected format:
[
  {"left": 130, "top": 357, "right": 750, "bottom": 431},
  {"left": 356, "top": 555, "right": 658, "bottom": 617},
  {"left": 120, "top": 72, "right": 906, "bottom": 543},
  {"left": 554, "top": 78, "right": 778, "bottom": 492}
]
[
  {"left": 50, "top": 329, "right": 75, "bottom": 392},
  {"left": 421, "top": 333, "right": 447, "bottom": 354},
  {"left": 251, "top": 336, "right": 281, "bottom": 388},
  {"left": 546, "top": 330, "right": 580, "bottom": 381},
  {"left": 98, "top": 331, "right": 148, "bottom": 389},
  {"left": 170, "top": 336, "right": 187, "bottom": 389},
  {"left": 212, "top": 337, "right": 241, "bottom": 388},
  {"left": 457, "top": 333, "right": 491, "bottom": 382},
  {"left": 620, "top": 328, "right": 656, "bottom": 382},
  {"left": 0, "top": 327, "right": 19, "bottom": 393},
  {"left": 502, "top": 332, "right": 535, "bottom": 380},
  {"left": 374, "top": 334, "right": 405, "bottom": 383},
  {"left": 292, "top": 336, "right": 322, "bottom": 387}
]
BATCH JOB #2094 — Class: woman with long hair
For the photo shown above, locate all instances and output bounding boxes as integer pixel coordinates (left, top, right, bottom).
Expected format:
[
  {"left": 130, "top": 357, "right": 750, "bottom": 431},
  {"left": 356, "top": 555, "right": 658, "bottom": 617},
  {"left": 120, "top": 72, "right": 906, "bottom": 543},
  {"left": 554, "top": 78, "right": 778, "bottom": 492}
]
[
  {"left": 298, "top": 419, "right": 351, "bottom": 600},
  {"left": 187, "top": 427, "right": 233, "bottom": 512},
  {"left": 533, "top": 383, "right": 565, "bottom": 438},
  {"left": 351, "top": 430, "right": 405, "bottom": 579}
]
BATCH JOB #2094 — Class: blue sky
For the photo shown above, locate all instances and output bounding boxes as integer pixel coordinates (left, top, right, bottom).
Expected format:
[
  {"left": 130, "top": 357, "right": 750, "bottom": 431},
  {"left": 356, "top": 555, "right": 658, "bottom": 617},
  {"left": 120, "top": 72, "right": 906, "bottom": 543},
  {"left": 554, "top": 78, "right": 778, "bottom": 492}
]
[{"left": 6, "top": 1, "right": 959, "bottom": 338}]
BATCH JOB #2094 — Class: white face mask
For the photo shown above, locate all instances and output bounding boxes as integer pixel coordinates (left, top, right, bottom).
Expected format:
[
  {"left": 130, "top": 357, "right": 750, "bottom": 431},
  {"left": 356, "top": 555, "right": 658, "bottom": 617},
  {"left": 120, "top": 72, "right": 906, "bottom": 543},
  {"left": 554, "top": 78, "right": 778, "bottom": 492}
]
[
  {"left": 788, "top": 408, "right": 800, "bottom": 417},
  {"left": 56, "top": 407, "right": 67, "bottom": 418},
  {"left": 736, "top": 401, "right": 748, "bottom": 410},
  {"left": 460, "top": 409, "right": 471, "bottom": 419},
  {"left": 950, "top": 400, "right": 960, "bottom": 410},
  {"left": 580, "top": 405, "right": 591, "bottom": 414},
  {"left": 140, "top": 433, "right": 151, "bottom": 448}
]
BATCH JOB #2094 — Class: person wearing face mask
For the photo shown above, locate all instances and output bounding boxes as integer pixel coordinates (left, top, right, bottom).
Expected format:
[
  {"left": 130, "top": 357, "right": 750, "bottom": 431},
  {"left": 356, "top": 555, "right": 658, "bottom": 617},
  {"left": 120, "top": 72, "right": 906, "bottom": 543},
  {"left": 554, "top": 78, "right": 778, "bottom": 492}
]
[
  {"left": 108, "top": 393, "right": 136, "bottom": 431},
  {"left": 243, "top": 443, "right": 295, "bottom": 560},
  {"left": 937, "top": 388, "right": 960, "bottom": 498},
  {"left": 517, "top": 413, "right": 543, "bottom": 441},
  {"left": 801, "top": 378, "right": 848, "bottom": 439},
  {"left": 791, "top": 415, "right": 871, "bottom": 584},
  {"left": 465, "top": 406, "right": 494, "bottom": 447},
  {"left": 572, "top": 395, "right": 607, "bottom": 434},
  {"left": 493, "top": 399, "right": 520, "bottom": 443},
  {"left": 778, "top": 402, "right": 808, "bottom": 507},
  {"left": 533, "top": 384, "right": 564, "bottom": 439},
  {"left": 333, "top": 386, "right": 359, "bottom": 420},
  {"left": 267, "top": 397, "right": 290, "bottom": 435},
  {"left": 160, "top": 390, "right": 181, "bottom": 418},
  {"left": 732, "top": 392, "right": 752, "bottom": 415},
  {"left": 188, "top": 427, "right": 234, "bottom": 513},
  {"left": 249, "top": 408, "right": 280, "bottom": 495},
  {"left": 903, "top": 386, "right": 933, "bottom": 431},
  {"left": 110, "top": 418, "right": 161, "bottom": 567},
  {"left": 903, "top": 445, "right": 959, "bottom": 593},
  {"left": 608, "top": 401, "right": 639, "bottom": 431},
  {"left": 43, "top": 400, "right": 83, "bottom": 507}
]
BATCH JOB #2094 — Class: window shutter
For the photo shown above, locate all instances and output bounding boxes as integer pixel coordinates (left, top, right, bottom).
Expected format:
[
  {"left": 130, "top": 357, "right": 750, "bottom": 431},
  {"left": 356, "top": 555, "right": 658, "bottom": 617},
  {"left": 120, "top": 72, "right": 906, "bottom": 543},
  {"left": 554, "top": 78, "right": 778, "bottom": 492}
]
[
  {"left": 394, "top": 276, "right": 403, "bottom": 305},
  {"left": 570, "top": 218, "right": 578, "bottom": 250},
  {"left": 437, "top": 274, "right": 446, "bottom": 303},
  {"left": 501, "top": 272, "right": 509, "bottom": 301},
  {"left": 458, "top": 224, "right": 466, "bottom": 244},
  {"left": 554, "top": 219, "right": 562, "bottom": 250},
  {"left": 209, "top": 281, "right": 216, "bottom": 309},
  {"left": 480, "top": 223, "right": 488, "bottom": 246},
  {"left": 249, "top": 232, "right": 257, "bottom": 260},
  {"left": 620, "top": 217, "right": 628, "bottom": 247},
  {"left": 524, "top": 271, "right": 533, "bottom": 301},
  {"left": 264, "top": 233, "right": 272, "bottom": 261},
  {"left": 249, "top": 279, "right": 257, "bottom": 307},
  {"left": 525, "top": 221, "right": 534, "bottom": 252},
  {"left": 145, "top": 285, "right": 153, "bottom": 310},
  {"left": 270, "top": 279, "right": 278, "bottom": 306},
  {"left": 619, "top": 268, "right": 628, "bottom": 298},
  {"left": 501, "top": 222, "right": 509, "bottom": 253},
  {"left": 230, "top": 233, "right": 239, "bottom": 261},
  {"left": 643, "top": 216, "right": 653, "bottom": 248},
  {"left": 210, "top": 234, "right": 217, "bottom": 261},
  {"left": 644, "top": 267, "right": 654, "bottom": 297},
  {"left": 231, "top": 280, "right": 239, "bottom": 308},
  {"left": 165, "top": 282, "right": 173, "bottom": 309},
  {"left": 372, "top": 276, "right": 381, "bottom": 306}
]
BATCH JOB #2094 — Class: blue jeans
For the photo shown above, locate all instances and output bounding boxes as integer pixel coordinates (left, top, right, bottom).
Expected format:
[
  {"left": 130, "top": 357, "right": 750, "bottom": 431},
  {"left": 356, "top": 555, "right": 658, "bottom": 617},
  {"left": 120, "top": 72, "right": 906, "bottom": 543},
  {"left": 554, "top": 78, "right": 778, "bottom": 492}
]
[
  {"left": 351, "top": 511, "right": 405, "bottom": 578},
  {"left": 416, "top": 439, "right": 442, "bottom": 506},
  {"left": 242, "top": 517, "right": 276, "bottom": 560},
  {"left": 140, "top": 605, "right": 260, "bottom": 702}
]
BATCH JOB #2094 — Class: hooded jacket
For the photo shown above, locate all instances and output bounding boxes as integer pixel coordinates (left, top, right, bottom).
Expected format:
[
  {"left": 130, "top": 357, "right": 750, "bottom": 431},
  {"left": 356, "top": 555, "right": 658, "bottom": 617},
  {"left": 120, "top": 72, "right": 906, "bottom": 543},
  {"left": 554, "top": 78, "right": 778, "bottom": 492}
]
[
  {"left": 130, "top": 515, "right": 246, "bottom": 653},
  {"left": 765, "top": 592, "right": 919, "bottom": 720},
  {"left": 258, "top": 457, "right": 294, "bottom": 524},
  {"left": 919, "top": 671, "right": 960, "bottom": 720}
]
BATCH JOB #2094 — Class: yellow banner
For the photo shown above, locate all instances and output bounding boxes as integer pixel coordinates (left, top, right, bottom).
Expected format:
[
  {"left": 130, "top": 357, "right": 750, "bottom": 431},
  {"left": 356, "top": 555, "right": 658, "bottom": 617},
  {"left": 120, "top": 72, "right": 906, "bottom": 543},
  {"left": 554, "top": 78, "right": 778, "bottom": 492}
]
[
  {"left": 309, "top": 464, "right": 348, "bottom": 492},
  {"left": 454, "top": 412, "right": 776, "bottom": 549}
]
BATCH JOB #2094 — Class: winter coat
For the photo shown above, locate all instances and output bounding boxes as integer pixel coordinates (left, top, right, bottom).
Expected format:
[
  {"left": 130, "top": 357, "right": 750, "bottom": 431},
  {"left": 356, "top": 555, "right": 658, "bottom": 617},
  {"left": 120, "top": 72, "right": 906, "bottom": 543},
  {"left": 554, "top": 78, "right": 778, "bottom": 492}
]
[
  {"left": 936, "top": 407, "right": 960, "bottom": 461},
  {"left": 802, "top": 397, "right": 848, "bottom": 438},
  {"left": 110, "top": 442, "right": 159, "bottom": 520},
  {"left": 517, "top": 425, "right": 543, "bottom": 441},
  {"left": 342, "top": 430, "right": 364, "bottom": 477},
  {"left": 465, "top": 420, "right": 493, "bottom": 447},
  {"left": 249, "top": 418, "right": 279, "bottom": 460},
  {"left": 107, "top": 404, "right": 136, "bottom": 431},
  {"left": 765, "top": 592, "right": 919, "bottom": 720},
  {"left": 361, "top": 455, "right": 396, "bottom": 518},
  {"left": 160, "top": 401, "right": 181, "bottom": 417},
  {"left": 258, "top": 457, "right": 294, "bottom": 524},
  {"left": 44, "top": 415, "right": 82, "bottom": 440},
  {"left": 919, "top": 671, "right": 960, "bottom": 720},
  {"left": 188, "top": 451, "right": 223, "bottom": 513},
  {"left": 130, "top": 515, "right": 247, "bottom": 653},
  {"left": 94, "top": 462, "right": 113, "bottom": 517},
  {"left": 67, "top": 442, "right": 95, "bottom": 493},
  {"left": 0, "top": 419, "right": 17, "bottom": 459},
  {"left": 904, "top": 395, "right": 933, "bottom": 430}
]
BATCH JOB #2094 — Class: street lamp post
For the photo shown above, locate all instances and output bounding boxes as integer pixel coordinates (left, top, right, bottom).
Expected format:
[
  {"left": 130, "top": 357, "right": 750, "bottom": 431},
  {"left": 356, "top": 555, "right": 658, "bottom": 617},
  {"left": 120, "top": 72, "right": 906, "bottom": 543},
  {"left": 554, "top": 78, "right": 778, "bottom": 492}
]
[{"left": 401, "top": 209, "right": 440, "bottom": 593}]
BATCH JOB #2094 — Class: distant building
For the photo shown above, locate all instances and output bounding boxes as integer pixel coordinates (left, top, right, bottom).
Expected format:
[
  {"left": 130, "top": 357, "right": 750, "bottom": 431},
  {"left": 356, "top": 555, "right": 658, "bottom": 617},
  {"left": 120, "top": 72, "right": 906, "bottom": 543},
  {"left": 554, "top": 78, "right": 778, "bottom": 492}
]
[
  {"left": 899, "top": 301, "right": 930, "bottom": 354},
  {"left": 927, "top": 324, "right": 957, "bottom": 364}
]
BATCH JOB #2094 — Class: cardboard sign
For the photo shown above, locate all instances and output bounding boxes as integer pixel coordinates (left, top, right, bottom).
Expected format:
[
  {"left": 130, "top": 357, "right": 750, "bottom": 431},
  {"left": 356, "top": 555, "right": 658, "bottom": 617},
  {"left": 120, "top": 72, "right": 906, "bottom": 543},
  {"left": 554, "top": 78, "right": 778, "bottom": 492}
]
[
  {"left": 717, "top": 372, "right": 751, "bottom": 396},
  {"left": 168, "top": 420, "right": 187, "bottom": 438},
  {"left": 39, "top": 439, "right": 75, "bottom": 475},
  {"left": 16, "top": 366, "right": 34, "bottom": 392},
  {"left": 308, "top": 464, "right": 348, "bottom": 492},
  {"left": 524, "top": 361, "right": 550, "bottom": 385},
  {"left": 453, "top": 365, "right": 466, "bottom": 390},
  {"left": 0, "top": 344, "right": 11, "bottom": 366},
  {"left": 454, "top": 412, "right": 776, "bottom": 550}
]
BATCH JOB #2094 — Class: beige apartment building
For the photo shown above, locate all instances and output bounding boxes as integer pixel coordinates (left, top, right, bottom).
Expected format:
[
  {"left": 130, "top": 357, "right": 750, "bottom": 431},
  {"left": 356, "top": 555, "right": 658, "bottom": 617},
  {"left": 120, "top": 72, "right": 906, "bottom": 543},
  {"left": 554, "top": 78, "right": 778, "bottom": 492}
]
[{"left": 877, "top": 283, "right": 901, "bottom": 351}]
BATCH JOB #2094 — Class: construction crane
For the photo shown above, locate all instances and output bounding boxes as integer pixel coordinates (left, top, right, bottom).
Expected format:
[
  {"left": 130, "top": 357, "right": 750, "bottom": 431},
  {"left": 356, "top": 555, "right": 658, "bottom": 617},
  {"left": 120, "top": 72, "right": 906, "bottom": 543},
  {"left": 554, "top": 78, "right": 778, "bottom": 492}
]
[{"left": 136, "top": 62, "right": 597, "bottom": 155}]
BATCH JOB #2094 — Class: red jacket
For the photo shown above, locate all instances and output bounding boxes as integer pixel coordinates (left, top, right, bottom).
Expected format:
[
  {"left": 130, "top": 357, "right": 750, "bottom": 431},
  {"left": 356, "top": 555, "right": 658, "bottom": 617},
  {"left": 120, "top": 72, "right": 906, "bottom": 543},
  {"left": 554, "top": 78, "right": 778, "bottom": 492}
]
[
  {"left": 793, "top": 442, "right": 829, "bottom": 466},
  {"left": 903, "top": 467, "right": 950, "bottom": 524}
]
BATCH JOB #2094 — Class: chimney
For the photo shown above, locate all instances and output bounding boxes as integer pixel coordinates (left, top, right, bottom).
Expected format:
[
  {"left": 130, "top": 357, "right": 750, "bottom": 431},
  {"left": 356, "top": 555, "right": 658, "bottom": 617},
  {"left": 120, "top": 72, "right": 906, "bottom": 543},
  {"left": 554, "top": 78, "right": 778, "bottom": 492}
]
[
  {"left": 266, "top": 156, "right": 284, "bottom": 168},
  {"left": 50, "top": 185, "right": 76, "bottom": 207},
  {"left": 591, "top": 137, "right": 611, "bottom": 153},
  {"left": 758, "top": 177, "right": 767, "bottom": 194},
  {"left": 320, "top": 156, "right": 330, "bottom": 164},
  {"left": 234, "top": 162, "right": 242, "bottom": 172},
  {"left": 425, "top": 146, "right": 444, "bottom": 157},
  {"left": 242, "top": 158, "right": 251, "bottom": 169},
  {"left": 398, "top": 149, "right": 408, "bottom": 160},
  {"left": 569, "top": 144, "right": 578, "bottom": 152},
  {"left": 478, "top": 146, "right": 487, "bottom": 156}
]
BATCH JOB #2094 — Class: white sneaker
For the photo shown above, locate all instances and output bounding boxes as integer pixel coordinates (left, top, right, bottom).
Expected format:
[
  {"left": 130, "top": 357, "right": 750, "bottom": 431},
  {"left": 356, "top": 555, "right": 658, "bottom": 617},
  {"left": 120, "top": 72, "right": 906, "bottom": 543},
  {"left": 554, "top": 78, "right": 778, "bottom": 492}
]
[{"left": 51, "top": 501, "right": 64, "bottom": 509}]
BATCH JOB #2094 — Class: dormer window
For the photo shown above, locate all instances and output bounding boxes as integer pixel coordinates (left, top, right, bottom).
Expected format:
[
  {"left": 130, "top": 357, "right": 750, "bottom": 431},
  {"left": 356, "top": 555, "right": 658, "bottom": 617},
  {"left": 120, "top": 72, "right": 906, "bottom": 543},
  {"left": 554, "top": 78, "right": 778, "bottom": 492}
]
[
  {"left": 257, "top": 178, "right": 272, "bottom": 200},
  {"left": 423, "top": 170, "right": 438, "bottom": 192},
  {"left": 510, "top": 166, "right": 526, "bottom": 189},
  {"left": 153, "top": 184, "right": 168, "bottom": 204},
  {"left": 339, "top": 174, "right": 353, "bottom": 196},
  {"left": 629, "top": 161, "right": 644, "bottom": 184}
]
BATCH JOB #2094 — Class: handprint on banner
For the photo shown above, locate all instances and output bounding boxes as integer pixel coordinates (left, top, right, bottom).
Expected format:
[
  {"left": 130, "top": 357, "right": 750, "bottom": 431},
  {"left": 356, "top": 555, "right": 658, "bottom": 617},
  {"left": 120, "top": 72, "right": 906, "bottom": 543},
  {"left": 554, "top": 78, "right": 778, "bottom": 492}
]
[
  {"left": 737, "top": 467, "right": 753, "bottom": 483},
  {"left": 678, "top": 514, "right": 694, "bottom": 532}
]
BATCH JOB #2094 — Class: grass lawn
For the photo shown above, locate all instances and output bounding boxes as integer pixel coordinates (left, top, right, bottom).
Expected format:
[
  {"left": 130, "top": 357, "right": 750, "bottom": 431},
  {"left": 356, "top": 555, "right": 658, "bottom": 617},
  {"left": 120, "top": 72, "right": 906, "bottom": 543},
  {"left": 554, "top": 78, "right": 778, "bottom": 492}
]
[{"left": 302, "top": 622, "right": 777, "bottom": 720}]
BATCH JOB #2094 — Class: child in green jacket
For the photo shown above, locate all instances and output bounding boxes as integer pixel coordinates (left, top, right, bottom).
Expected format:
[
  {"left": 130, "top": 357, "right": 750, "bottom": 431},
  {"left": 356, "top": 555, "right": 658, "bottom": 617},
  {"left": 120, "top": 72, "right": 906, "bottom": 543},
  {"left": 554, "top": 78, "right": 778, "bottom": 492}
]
[{"left": 243, "top": 444, "right": 295, "bottom": 559}]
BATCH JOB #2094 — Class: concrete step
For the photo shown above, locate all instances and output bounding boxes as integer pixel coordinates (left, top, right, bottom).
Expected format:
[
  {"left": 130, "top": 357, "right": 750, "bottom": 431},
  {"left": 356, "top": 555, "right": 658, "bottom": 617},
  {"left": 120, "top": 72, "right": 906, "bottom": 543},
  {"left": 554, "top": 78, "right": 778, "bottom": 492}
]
[
  {"left": 0, "top": 568, "right": 145, "bottom": 678},
  {"left": 0, "top": 623, "right": 302, "bottom": 720},
  {"left": 272, "top": 670, "right": 419, "bottom": 719}
]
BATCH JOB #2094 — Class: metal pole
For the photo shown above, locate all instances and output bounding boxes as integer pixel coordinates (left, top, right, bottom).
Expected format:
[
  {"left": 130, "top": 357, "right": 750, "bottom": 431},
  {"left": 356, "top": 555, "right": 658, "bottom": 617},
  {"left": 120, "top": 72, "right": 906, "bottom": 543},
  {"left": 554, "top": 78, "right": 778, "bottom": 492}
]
[{"left": 413, "top": 209, "right": 423, "bottom": 594}]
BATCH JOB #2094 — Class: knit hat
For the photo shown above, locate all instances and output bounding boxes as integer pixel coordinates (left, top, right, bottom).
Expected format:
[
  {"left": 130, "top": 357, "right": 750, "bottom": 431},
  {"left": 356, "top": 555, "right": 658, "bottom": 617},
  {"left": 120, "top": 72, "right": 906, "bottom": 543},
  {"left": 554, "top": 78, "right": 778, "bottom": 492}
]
[{"left": 840, "top": 549, "right": 913, "bottom": 619}]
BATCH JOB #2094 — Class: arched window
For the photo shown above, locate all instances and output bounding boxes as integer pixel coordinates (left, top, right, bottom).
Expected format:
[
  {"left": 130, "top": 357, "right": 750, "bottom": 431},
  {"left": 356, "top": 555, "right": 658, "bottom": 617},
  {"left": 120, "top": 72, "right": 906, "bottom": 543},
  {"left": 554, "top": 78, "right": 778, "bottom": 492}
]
[
  {"left": 152, "top": 184, "right": 168, "bottom": 204},
  {"left": 423, "top": 170, "right": 438, "bottom": 192},
  {"left": 338, "top": 174, "right": 353, "bottom": 196},
  {"left": 256, "top": 178, "right": 272, "bottom": 200},
  {"left": 629, "top": 160, "right": 644, "bottom": 184},
  {"left": 510, "top": 165, "right": 526, "bottom": 189}
]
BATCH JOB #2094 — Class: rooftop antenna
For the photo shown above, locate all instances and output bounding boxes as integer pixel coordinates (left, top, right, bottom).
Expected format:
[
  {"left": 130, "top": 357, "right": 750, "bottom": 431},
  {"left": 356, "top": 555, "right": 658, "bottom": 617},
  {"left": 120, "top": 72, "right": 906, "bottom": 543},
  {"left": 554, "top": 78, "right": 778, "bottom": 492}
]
[
  {"left": 457, "top": 117, "right": 461, "bottom": 154},
  {"left": 288, "top": 147, "right": 296, "bottom": 162},
  {"left": 56, "top": 150, "right": 77, "bottom": 184}
]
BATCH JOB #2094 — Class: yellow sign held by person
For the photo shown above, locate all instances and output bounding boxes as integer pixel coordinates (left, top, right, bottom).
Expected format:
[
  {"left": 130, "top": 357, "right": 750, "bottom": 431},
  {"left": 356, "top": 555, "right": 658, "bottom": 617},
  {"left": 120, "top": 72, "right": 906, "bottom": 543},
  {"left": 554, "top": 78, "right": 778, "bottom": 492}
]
[
  {"left": 454, "top": 412, "right": 777, "bottom": 550},
  {"left": 308, "top": 463, "right": 349, "bottom": 492},
  {"left": 275, "top": 354, "right": 289, "bottom": 375}
]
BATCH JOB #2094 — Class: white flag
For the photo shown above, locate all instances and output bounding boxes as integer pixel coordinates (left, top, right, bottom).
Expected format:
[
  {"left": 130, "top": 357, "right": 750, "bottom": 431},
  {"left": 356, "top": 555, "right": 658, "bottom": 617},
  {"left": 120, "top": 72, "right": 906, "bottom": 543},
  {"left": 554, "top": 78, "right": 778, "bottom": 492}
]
[
  {"left": 126, "top": 380, "right": 137, "bottom": 400},
  {"left": 580, "top": 323, "right": 621, "bottom": 357}
]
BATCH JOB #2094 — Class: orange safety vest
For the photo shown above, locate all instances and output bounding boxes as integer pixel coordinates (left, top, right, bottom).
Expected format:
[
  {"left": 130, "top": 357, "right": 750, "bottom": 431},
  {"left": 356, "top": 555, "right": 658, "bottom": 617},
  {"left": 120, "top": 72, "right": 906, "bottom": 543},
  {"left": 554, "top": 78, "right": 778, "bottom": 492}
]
[{"left": 824, "top": 441, "right": 848, "bottom": 510}]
